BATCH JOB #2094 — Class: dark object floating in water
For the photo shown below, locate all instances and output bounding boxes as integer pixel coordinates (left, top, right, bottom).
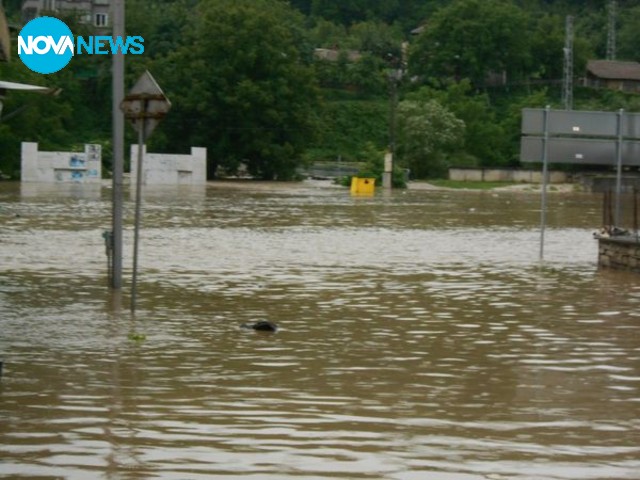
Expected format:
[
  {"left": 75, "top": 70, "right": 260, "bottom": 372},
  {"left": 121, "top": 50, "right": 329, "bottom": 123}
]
[{"left": 242, "top": 321, "right": 278, "bottom": 332}]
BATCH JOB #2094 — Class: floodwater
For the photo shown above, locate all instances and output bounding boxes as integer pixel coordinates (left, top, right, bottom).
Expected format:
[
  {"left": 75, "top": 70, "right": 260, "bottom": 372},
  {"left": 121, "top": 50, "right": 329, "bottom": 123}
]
[{"left": 0, "top": 180, "right": 638, "bottom": 480}]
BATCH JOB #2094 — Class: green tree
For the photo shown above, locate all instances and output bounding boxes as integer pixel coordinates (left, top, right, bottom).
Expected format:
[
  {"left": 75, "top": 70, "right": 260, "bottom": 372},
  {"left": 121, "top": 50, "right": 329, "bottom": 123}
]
[
  {"left": 345, "top": 54, "right": 388, "bottom": 95},
  {"left": 500, "top": 89, "right": 552, "bottom": 166},
  {"left": 309, "top": 0, "right": 444, "bottom": 27},
  {"left": 310, "top": 0, "right": 380, "bottom": 25},
  {"left": 0, "top": 62, "right": 75, "bottom": 177},
  {"left": 127, "top": 0, "right": 196, "bottom": 61},
  {"left": 406, "top": 81, "right": 507, "bottom": 167},
  {"left": 308, "top": 18, "right": 349, "bottom": 49},
  {"left": 152, "top": 0, "right": 320, "bottom": 180},
  {"left": 617, "top": 6, "right": 640, "bottom": 62},
  {"left": 396, "top": 99, "right": 465, "bottom": 178},
  {"left": 409, "top": 0, "right": 531, "bottom": 87},
  {"left": 0, "top": 12, "right": 112, "bottom": 177},
  {"left": 310, "top": 98, "right": 388, "bottom": 162},
  {"left": 349, "top": 20, "right": 403, "bottom": 59}
]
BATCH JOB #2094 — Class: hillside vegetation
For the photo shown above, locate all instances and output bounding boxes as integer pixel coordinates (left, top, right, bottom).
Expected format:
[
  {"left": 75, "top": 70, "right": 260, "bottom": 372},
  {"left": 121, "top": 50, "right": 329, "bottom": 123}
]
[{"left": 1, "top": 0, "right": 640, "bottom": 180}]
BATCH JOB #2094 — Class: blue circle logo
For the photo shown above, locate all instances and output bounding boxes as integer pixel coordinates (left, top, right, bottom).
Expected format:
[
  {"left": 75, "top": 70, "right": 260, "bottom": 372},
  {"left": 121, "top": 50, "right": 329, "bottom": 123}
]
[{"left": 18, "top": 17, "right": 74, "bottom": 74}]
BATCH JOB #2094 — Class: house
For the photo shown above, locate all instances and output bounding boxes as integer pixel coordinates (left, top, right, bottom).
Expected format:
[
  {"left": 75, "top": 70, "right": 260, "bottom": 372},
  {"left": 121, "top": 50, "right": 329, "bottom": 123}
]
[
  {"left": 584, "top": 59, "right": 640, "bottom": 93},
  {"left": 21, "top": 0, "right": 110, "bottom": 29}
]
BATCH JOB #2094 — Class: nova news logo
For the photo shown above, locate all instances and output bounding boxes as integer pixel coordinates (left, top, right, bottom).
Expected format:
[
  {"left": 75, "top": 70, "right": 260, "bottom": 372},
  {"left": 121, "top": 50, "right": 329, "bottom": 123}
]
[{"left": 18, "top": 16, "right": 144, "bottom": 74}]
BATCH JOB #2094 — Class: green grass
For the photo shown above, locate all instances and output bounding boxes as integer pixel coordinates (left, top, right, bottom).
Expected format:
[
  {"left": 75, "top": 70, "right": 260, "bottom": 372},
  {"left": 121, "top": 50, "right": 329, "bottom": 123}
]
[{"left": 425, "top": 179, "right": 519, "bottom": 190}]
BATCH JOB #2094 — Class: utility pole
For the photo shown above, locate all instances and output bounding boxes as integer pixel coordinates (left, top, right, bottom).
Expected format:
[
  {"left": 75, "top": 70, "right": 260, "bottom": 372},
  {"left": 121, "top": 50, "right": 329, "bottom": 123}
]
[
  {"left": 111, "top": 0, "right": 125, "bottom": 289},
  {"left": 384, "top": 45, "right": 405, "bottom": 191},
  {"left": 562, "top": 15, "right": 574, "bottom": 111},
  {"left": 384, "top": 70, "right": 399, "bottom": 190},
  {"left": 607, "top": 0, "right": 617, "bottom": 61}
]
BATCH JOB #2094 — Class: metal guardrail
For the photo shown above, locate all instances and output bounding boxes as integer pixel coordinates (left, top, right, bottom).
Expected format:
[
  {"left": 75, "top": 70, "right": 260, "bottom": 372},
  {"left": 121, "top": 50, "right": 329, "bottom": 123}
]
[{"left": 299, "top": 162, "right": 363, "bottom": 179}]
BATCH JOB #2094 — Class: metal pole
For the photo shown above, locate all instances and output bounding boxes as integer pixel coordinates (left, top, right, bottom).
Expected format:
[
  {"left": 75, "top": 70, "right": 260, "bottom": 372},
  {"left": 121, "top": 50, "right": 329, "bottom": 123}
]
[
  {"left": 608, "top": 189, "right": 614, "bottom": 230},
  {"left": 607, "top": 1, "right": 617, "bottom": 61},
  {"left": 131, "top": 117, "right": 146, "bottom": 312},
  {"left": 111, "top": 0, "right": 125, "bottom": 289},
  {"left": 562, "top": 16, "right": 574, "bottom": 111},
  {"left": 633, "top": 187, "right": 638, "bottom": 240},
  {"left": 602, "top": 190, "right": 609, "bottom": 228},
  {"left": 384, "top": 71, "right": 399, "bottom": 190},
  {"left": 539, "top": 105, "right": 550, "bottom": 261},
  {"left": 614, "top": 108, "right": 624, "bottom": 226}
]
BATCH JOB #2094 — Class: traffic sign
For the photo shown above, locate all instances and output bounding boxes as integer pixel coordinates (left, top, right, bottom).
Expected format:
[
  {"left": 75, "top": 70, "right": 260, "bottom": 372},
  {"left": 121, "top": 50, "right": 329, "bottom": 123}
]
[
  {"left": 120, "top": 70, "right": 171, "bottom": 136},
  {"left": 120, "top": 70, "right": 171, "bottom": 312}
]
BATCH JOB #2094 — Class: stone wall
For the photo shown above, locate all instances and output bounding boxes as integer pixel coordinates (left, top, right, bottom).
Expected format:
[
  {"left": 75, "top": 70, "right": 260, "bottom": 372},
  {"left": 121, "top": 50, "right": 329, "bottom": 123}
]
[
  {"left": 130, "top": 145, "right": 207, "bottom": 186},
  {"left": 21, "top": 142, "right": 101, "bottom": 183},
  {"left": 598, "top": 237, "right": 640, "bottom": 272}
]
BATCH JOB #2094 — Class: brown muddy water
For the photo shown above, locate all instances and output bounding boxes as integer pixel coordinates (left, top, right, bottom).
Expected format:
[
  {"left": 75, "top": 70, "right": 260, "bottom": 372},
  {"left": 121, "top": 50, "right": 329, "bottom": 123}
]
[{"left": 0, "top": 180, "right": 638, "bottom": 480}]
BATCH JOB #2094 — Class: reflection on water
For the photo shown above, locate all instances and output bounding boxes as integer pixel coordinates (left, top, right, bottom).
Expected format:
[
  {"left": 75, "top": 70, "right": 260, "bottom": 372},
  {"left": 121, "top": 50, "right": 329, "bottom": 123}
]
[{"left": 1, "top": 180, "right": 639, "bottom": 479}]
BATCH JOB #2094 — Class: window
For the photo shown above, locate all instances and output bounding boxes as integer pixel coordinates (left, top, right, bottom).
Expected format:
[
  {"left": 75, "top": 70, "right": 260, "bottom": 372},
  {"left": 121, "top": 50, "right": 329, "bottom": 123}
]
[
  {"left": 43, "top": 0, "right": 56, "bottom": 11},
  {"left": 95, "top": 13, "right": 108, "bottom": 27}
]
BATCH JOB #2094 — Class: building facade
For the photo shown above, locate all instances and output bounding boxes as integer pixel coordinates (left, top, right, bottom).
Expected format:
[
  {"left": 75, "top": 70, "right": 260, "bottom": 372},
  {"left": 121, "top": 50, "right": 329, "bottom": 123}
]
[
  {"left": 22, "top": 0, "right": 110, "bottom": 29},
  {"left": 584, "top": 60, "right": 640, "bottom": 93}
]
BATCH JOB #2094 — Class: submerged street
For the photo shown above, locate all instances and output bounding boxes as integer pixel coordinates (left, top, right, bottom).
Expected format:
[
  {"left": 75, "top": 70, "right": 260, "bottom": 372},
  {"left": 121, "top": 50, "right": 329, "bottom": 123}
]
[{"left": 0, "top": 180, "right": 638, "bottom": 479}]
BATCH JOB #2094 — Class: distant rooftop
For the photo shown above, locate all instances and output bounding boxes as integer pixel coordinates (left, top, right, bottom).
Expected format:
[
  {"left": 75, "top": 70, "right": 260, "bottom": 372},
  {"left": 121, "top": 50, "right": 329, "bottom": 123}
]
[
  {"left": 314, "top": 48, "right": 362, "bottom": 63},
  {"left": 586, "top": 60, "right": 640, "bottom": 81}
]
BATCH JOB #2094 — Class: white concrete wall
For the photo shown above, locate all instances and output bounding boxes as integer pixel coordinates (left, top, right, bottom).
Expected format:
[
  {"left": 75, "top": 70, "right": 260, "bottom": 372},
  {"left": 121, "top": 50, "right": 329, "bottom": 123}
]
[
  {"left": 130, "top": 145, "right": 207, "bottom": 186},
  {"left": 449, "top": 168, "right": 568, "bottom": 184},
  {"left": 21, "top": 142, "right": 101, "bottom": 183}
]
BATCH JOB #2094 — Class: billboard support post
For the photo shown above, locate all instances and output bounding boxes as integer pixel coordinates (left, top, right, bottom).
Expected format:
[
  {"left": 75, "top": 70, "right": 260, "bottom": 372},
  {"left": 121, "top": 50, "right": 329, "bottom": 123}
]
[
  {"left": 539, "top": 106, "right": 550, "bottom": 262},
  {"left": 615, "top": 109, "right": 624, "bottom": 226}
]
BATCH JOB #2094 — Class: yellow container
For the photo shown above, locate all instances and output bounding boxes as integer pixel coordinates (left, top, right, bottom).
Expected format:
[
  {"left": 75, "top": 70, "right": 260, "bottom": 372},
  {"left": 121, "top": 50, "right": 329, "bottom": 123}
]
[{"left": 350, "top": 177, "right": 376, "bottom": 195}]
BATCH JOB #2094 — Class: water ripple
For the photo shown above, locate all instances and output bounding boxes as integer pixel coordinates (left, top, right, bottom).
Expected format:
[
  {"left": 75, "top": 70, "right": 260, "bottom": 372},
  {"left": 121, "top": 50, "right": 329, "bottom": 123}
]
[{"left": 1, "top": 183, "right": 639, "bottom": 479}]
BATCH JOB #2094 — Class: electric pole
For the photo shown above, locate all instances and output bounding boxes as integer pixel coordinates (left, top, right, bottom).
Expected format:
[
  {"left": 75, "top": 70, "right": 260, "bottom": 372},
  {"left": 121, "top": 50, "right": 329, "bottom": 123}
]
[
  {"left": 607, "top": 1, "right": 617, "bottom": 61},
  {"left": 562, "top": 15, "right": 574, "bottom": 111},
  {"left": 111, "top": 0, "right": 125, "bottom": 289}
]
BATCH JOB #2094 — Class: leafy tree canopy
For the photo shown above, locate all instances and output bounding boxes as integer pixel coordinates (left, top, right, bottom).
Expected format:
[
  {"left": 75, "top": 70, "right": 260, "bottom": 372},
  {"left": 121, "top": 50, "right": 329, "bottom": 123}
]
[
  {"left": 409, "top": 0, "right": 531, "bottom": 87},
  {"left": 405, "top": 81, "right": 507, "bottom": 167},
  {"left": 2, "top": 0, "right": 640, "bottom": 180},
  {"left": 617, "top": 5, "right": 640, "bottom": 62},
  {"left": 151, "top": 0, "right": 320, "bottom": 180},
  {"left": 396, "top": 99, "right": 465, "bottom": 178}
]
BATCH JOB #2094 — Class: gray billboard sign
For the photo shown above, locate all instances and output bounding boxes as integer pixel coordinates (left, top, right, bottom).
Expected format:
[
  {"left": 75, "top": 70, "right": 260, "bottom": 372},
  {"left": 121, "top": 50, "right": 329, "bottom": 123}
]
[
  {"left": 521, "top": 136, "right": 640, "bottom": 166},
  {"left": 520, "top": 107, "right": 638, "bottom": 261},
  {"left": 521, "top": 108, "right": 640, "bottom": 166},
  {"left": 522, "top": 108, "right": 640, "bottom": 139},
  {"left": 522, "top": 108, "right": 616, "bottom": 137}
]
